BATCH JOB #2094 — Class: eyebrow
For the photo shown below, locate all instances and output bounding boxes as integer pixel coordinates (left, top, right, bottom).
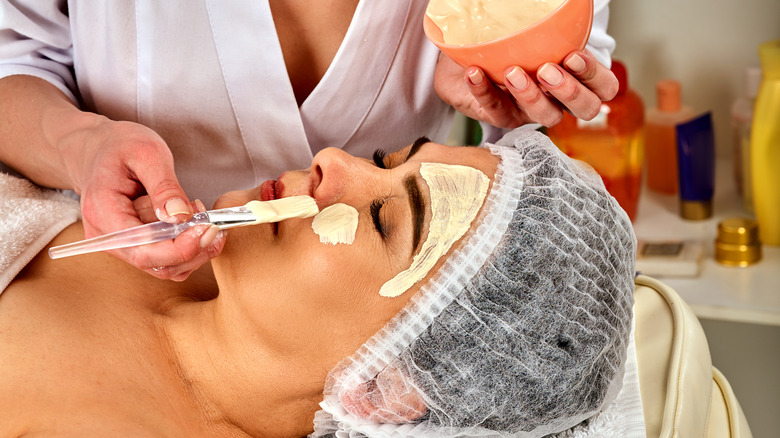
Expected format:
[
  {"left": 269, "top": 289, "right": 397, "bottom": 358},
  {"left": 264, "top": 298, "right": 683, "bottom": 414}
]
[
  {"left": 404, "top": 175, "right": 426, "bottom": 255},
  {"left": 406, "top": 136, "right": 429, "bottom": 163}
]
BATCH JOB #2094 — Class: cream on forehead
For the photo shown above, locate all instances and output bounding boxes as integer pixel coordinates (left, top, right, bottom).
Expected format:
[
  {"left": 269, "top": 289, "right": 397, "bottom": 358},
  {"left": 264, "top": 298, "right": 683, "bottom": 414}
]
[
  {"left": 312, "top": 203, "right": 359, "bottom": 245},
  {"left": 379, "top": 163, "right": 489, "bottom": 297}
]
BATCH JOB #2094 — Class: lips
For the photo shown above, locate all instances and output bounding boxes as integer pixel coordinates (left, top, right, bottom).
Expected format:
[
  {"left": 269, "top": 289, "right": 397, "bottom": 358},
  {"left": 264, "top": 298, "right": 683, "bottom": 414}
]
[
  {"left": 259, "top": 180, "right": 277, "bottom": 201},
  {"left": 259, "top": 179, "right": 293, "bottom": 235}
]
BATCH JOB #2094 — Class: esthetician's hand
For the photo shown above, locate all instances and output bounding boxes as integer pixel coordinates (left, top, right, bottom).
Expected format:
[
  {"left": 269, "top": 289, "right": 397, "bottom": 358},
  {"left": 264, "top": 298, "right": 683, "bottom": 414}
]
[
  {"left": 433, "top": 49, "right": 619, "bottom": 128},
  {"left": 65, "top": 119, "right": 225, "bottom": 280}
]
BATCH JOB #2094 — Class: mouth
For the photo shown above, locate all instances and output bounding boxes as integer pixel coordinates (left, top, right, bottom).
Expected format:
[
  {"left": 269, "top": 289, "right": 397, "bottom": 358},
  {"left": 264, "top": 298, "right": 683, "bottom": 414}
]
[
  {"left": 259, "top": 179, "right": 282, "bottom": 234},
  {"left": 259, "top": 180, "right": 278, "bottom": 202}
]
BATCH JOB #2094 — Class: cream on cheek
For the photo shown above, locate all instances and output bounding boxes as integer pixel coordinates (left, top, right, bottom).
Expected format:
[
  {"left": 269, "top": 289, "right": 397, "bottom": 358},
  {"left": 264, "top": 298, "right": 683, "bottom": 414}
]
[
  {"left": 379, "top": 163, "right": 489, "bottom": 298},
  {"left": 312, "top": 203, "right": 359, "bottom": 245}
]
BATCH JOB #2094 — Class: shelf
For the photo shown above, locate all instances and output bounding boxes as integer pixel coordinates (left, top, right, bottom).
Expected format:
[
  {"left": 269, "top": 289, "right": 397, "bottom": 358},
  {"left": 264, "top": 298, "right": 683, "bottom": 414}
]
[{"left": 632, "top": 159, "right": 780, "bottom": 326}]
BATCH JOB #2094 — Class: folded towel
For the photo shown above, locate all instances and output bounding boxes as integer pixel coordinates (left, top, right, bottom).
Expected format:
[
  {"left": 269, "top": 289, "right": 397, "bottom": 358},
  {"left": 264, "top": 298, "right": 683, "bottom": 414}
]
[{"left": 0, "top": 172, "right": 80, "bottom": 293}]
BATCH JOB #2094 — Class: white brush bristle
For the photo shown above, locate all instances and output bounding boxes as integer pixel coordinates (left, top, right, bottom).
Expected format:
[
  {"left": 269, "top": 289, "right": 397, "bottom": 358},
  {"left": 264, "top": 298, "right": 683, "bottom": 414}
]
[{"left": 245, "top": 196, "right": 319, "bottom": 224}]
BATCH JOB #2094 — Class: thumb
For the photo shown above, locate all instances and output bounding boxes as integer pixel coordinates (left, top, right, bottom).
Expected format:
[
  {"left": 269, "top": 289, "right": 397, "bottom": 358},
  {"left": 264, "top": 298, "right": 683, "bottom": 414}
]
[{"left": 134, "top": 160, "right": 192, "bottom": 223}]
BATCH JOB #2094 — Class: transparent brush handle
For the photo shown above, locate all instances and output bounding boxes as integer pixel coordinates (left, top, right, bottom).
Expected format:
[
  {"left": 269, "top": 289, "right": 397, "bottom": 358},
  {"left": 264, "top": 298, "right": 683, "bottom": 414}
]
[{"left": 48, "top": 212, "right": 211, "bottom": 259}]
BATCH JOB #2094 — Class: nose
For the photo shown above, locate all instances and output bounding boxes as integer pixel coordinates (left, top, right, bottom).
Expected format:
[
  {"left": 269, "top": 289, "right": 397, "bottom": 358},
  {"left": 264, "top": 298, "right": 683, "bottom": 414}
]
[{"left": 310, "top": 147, "right": 370, "bottom": 207}]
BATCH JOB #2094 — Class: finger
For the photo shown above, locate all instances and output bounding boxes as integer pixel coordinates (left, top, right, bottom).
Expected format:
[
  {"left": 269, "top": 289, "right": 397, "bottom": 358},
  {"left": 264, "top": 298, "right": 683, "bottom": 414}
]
[
  {"left": 141, "top": 228, "right": 225, "bottom": 281},
  {"left": 108, "top": 198, "right": 221, "bottom": 280},
  {"left": 536, "top": 63, "right": 602, "bottom": 121},
  {"left": 169, "top": 269, "right": 197, "bottom": 282},
  {"left": 124, "top": 143, "right": 192, "bottom": 224},
  {"left": 132, "top": 196, "right": 157, "bottom": 223},
  {"left": 193, "top": 199, "right": 207, "bottom": 214},
  {"left": 80, "top": 160, "right": 156, "bottom": 241},
  {"left": 80, "top": 184, "right": 145, "bottom": 239},
  {"left": 504, "top": 67, "right": 565, "bottom": 127},
  {"left": 465, "top": 67, "right": 525, "bottom": 129},
  {"left": 562, "top": 50, "right": 619, "bottom": 101},
  {"left": 134, "top": 197, "right": 205, "bottom": 224},
  {"left": 146, "top": 251, "right": 207, "bottom": 281},
  {"left": 122, "top": 224, "right": 224, "bottom": 274},
  {"left": 146, "top": 254, "right": 201, "bottom": 282}
]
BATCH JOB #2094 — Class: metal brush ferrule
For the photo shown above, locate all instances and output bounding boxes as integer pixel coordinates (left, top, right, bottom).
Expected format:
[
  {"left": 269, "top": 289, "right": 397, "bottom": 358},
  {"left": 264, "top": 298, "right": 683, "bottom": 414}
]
[{"left": 205, "top": 208, "right": 258, "bottom": 229}]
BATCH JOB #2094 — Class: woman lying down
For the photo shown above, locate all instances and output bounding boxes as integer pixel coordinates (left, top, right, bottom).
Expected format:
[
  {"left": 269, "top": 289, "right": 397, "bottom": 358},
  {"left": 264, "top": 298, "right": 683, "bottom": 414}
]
[{"left": 0, "top": 128, "right": 641, "bottom": 437}]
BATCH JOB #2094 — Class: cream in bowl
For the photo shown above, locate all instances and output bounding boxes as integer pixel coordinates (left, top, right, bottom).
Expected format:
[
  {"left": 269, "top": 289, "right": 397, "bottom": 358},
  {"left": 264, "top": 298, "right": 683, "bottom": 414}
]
[
  {"left": 426, "top": 0, "right": 565, "bottom": 45},
  {"left": 423, "top": 0, "right": 593, "bottom": 83}
]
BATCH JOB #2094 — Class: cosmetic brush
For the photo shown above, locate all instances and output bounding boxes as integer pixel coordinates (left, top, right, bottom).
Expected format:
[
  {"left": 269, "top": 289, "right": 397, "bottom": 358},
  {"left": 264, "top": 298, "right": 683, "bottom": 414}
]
[{"left": 48, "top": 196, "right": 319, "bottom": 259}]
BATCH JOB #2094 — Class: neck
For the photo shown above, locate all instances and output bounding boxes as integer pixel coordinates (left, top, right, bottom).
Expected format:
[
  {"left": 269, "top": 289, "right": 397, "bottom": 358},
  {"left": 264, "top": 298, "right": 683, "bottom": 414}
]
[{"left": 161, "top": 293, "right": 325, "bottom": 437}]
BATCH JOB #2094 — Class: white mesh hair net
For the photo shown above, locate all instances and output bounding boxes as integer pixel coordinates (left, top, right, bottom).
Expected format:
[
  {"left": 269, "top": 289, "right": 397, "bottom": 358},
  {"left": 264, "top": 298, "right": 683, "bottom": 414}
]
[{"left": 310, "top": 128, "right": 637, "bottom": 437}]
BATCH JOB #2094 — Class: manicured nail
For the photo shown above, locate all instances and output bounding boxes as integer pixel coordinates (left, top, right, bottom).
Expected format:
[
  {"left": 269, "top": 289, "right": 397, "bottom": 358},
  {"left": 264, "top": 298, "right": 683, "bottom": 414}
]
[
  {"left": 506, "top": 67, "right": 528, "bottom": 90},
  {"left": 165, "top": 198, "right": 190, "bottom": 217},
  {"left": 538, "top": 63, "right": 563, "bottom": 86},
  {"left": 194, "top": 199, "right": 207, "bottom": 213},
  {"left": 565, "top": 54, "right": 586, "bottom": 73},
  {"left": 468, "top": 67, "right": 484, "bottom": 85},
  {"left": 199, "top": 225, "right": 221, "bottom": 248}
]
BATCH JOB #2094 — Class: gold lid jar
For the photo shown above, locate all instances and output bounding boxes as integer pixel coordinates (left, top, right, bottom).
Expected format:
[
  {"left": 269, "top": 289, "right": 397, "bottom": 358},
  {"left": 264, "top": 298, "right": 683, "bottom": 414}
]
[{"left": 714, "top": 218, "right": 762, "bottom": 267}]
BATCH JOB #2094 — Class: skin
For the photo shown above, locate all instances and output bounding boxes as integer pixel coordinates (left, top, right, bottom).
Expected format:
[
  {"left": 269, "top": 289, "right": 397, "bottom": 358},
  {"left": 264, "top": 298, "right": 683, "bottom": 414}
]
[
  {"left": 0, "top": 0, "right": 615, "bottom": 281},
  {"left": 0, "top": 142, "right": 498, "bottom": 437},
  {"left": 436, "top": 49, "right": 619, "bottom": 128}
]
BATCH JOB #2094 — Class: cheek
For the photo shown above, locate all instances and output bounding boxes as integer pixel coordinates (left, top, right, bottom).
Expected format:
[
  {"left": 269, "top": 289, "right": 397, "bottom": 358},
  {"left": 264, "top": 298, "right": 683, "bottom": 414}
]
[
  {"left": 296, "top": 247, "right": 383, "bottom": 302},
  {"left": 295, "top": 244, "right": 412, "bottom": 323},
  {"left": 222, "top": 221, "right": 414, "bottom": 322}
]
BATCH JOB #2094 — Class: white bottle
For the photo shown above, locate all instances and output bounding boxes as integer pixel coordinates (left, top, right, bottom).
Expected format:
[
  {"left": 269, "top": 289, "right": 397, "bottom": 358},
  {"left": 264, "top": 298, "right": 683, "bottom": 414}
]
[{"left": 730, "top": 66, "right": 762, "bottom": 213}]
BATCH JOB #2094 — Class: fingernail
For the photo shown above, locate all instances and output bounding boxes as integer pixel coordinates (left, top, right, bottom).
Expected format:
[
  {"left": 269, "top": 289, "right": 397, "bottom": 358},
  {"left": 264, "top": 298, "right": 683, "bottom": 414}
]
[
  {"left": 538, "top": 63, "right": 563, "bottom": 86},
  {"left": 194, "top": 199, "right": 207, "bottom": 213},
  {"left": 165, "top": 198, "right": 190, "bottom": 217},
  {"left": 506, "top": 67, "right": 528, "bottom": 90},
  {"left": 467, "top": 67, "right": 484, "bottom": 85},
  {"left": 565, "top": 54, "right": 586, "bottom": 73},
  {"left": 200, "top": 225, "right": 221, "bottom": 248}
]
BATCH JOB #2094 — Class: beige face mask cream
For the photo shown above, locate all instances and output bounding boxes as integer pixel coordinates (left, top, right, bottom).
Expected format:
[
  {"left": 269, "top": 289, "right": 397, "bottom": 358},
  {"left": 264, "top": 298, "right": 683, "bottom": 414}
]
[
  {"left": 379, "top": 163, "right": 489, "bottom": 297},
  {"left": 312, "top": 203, "right": 359, "bottom": 245},
  {"left": 426, "top": 0, "right": 565, "bottom": 45}
]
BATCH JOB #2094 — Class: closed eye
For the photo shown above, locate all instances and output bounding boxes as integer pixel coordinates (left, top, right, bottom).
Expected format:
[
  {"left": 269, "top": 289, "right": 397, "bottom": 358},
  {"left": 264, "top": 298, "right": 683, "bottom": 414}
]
[
  {"left": 372, "top": 136, "right": 428, "bottom": 170},
  {"left": 370, "top": 199, "right": 387, "bottom": 239}
]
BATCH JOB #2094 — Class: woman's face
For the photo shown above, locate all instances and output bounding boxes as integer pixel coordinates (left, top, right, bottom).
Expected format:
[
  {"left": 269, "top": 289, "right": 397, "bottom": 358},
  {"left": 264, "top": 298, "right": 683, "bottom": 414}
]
[{"left": 211, "top": 141, "right": 499, "bottom": 362}]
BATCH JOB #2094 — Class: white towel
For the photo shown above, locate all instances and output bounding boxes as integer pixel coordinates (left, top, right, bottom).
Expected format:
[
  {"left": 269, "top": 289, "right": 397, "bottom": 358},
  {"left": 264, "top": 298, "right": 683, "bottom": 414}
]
[{"left": 0, "top": 172, "right": 80, "bottom": 293}]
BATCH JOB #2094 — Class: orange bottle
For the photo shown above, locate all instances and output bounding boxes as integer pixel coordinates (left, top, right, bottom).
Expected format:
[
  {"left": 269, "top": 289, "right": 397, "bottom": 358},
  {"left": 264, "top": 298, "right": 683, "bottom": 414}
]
[
  {"left": 547, "top": 60, "right": 645, "bottom": 220},
  {"left": 644, "top": 80, "right": 695, "bottom": 194}
]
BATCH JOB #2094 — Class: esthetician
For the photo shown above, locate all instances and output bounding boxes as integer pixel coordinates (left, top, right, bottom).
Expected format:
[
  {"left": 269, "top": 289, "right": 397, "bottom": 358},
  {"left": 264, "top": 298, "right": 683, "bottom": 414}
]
[
  {"left": 0, "top": 129, "right": 641, "bottom": 437},
  {"left": 0, "top": 0, "right": 618, "bottom": 280}
]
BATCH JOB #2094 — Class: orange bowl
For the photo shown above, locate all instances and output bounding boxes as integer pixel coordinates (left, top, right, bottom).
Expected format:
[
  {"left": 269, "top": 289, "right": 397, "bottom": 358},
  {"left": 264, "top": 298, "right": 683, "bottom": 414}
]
[{"left": 423, "top": 0, "right": 593, "bottom": 84}]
